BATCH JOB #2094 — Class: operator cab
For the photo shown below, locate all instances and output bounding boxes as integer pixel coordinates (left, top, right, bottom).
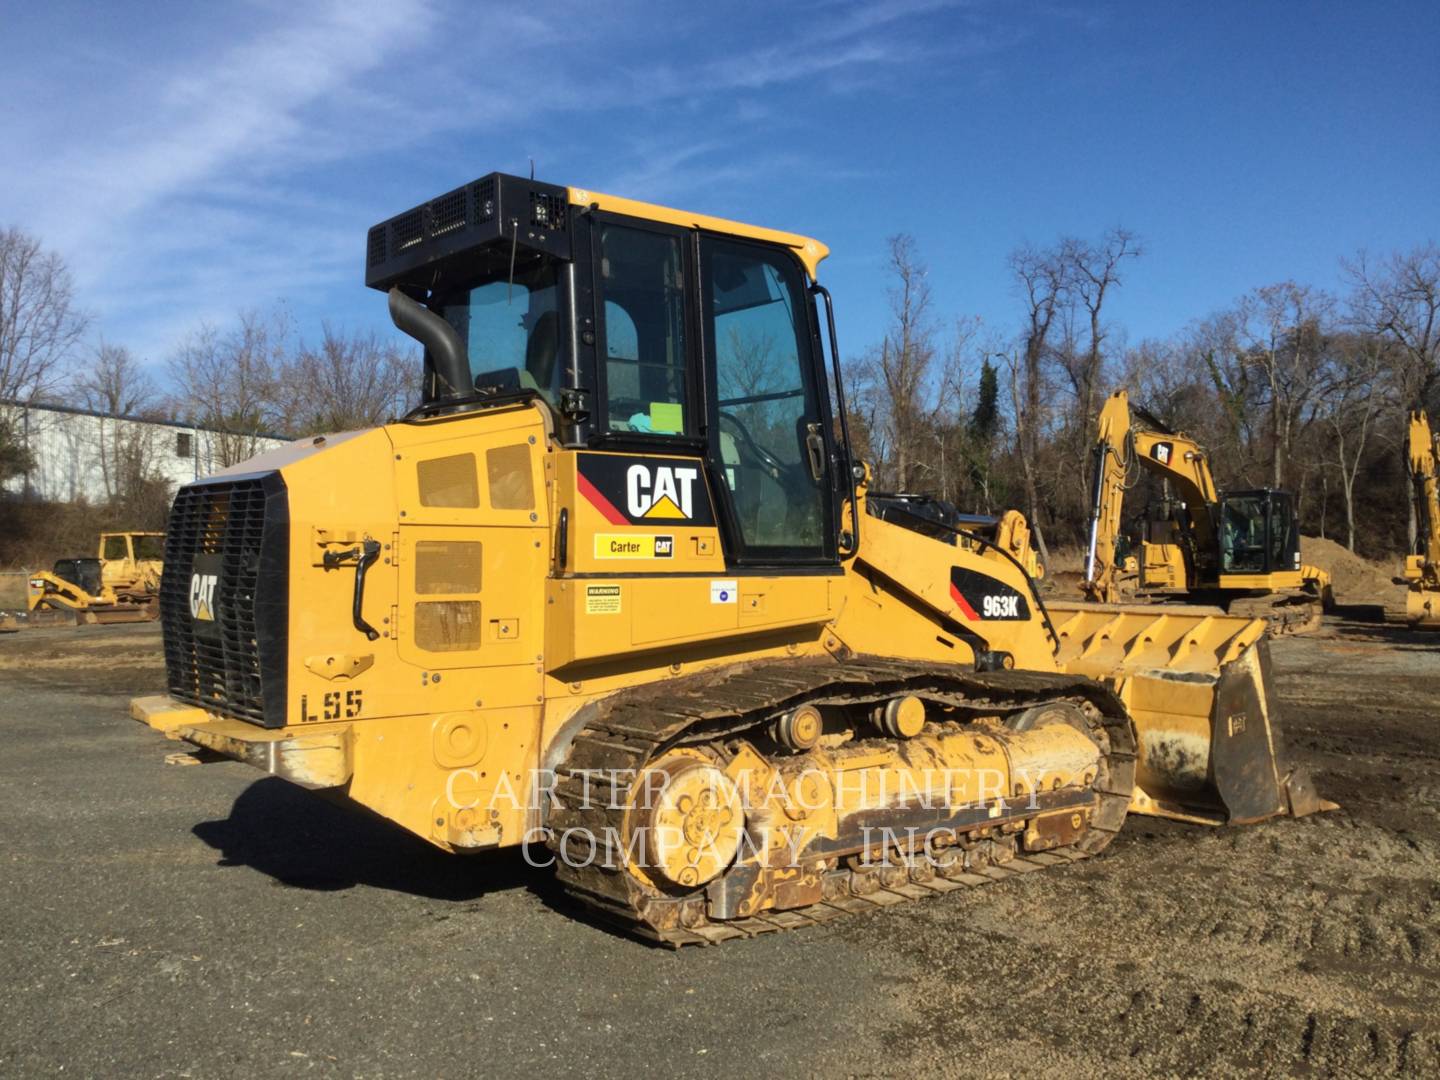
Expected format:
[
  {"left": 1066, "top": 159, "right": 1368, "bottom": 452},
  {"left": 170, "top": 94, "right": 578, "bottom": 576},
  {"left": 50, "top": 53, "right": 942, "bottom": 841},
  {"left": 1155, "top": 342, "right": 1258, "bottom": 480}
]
[
  {"left": 1216, "top": 489, "right": 1302, "bottom": 576},
  {"left": 365, "top": 172, "right": 851, "bottom": 569}
]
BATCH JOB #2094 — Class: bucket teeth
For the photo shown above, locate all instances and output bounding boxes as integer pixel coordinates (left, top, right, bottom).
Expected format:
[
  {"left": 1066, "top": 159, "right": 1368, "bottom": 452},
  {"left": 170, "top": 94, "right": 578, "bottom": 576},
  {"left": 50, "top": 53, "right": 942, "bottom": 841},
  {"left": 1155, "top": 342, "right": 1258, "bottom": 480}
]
[{"left": 1281, "top": 766, "right": 1339, "bottom": 818}]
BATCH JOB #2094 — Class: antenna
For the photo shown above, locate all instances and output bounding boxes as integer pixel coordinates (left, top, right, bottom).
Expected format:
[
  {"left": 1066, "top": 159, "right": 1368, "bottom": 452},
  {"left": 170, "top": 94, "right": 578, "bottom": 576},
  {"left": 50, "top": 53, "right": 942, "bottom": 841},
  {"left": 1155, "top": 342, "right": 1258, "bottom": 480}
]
[{"left": 529, "top": 157, "right": 535, "bottom": 180}]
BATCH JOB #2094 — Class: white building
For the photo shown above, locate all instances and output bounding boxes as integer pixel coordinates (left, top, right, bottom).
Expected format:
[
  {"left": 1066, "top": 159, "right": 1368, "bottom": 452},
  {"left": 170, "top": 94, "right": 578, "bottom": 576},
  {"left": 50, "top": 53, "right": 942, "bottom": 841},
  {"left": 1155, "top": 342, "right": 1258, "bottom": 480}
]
[{"left": 1, "top": 399, "right": 288, "bottom": 504}]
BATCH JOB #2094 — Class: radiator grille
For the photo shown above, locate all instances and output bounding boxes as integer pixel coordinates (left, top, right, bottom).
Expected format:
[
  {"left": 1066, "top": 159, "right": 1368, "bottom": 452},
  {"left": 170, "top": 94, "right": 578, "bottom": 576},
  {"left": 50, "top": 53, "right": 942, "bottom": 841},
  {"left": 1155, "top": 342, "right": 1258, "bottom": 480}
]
[{"left": 161, "top": 473, "right": 289, "bottom": 727}]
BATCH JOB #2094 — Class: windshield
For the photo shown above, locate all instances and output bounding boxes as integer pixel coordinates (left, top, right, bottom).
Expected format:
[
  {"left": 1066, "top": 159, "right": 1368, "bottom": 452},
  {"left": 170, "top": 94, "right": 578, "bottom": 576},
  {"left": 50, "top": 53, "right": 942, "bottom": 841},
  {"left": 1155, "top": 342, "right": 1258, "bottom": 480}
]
[
  {"left": 429, "top": 251, "right": 564, "bottom": 406},
  {"left": 1219, "top": 495, "right": 1267, "bottom": 573}
]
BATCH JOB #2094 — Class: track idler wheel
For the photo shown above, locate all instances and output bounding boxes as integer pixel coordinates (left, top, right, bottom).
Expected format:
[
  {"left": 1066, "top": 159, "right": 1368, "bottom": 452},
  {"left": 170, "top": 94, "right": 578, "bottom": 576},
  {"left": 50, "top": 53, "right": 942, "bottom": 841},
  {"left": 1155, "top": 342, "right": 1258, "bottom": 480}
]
[{"left": 632, "top": 757, "right": 744, "bottom": 889}]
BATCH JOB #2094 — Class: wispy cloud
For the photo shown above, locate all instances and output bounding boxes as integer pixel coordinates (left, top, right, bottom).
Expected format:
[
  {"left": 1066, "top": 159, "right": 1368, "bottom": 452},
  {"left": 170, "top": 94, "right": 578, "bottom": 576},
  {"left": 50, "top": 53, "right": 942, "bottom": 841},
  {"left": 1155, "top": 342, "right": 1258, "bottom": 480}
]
[
  {"left": 0, "top": 0, "right": 1021, "bottom": 365},
  {"left": 1, "top": 0, "right": 438, "bottom": 356}
]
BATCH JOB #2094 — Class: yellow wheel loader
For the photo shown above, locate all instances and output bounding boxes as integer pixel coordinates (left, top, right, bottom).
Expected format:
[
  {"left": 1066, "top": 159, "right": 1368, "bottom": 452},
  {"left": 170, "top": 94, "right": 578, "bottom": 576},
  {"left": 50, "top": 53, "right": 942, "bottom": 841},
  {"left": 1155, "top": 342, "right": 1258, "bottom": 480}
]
[
  {"left": 1403, "top": 410, "right": 1440, "bottom": 627},
  {"left": 132, "top": 174, "right": 1331, "bottom": 944},
  {"left": 1081, "top": 390, "right": 1333, "bottom": 635}
]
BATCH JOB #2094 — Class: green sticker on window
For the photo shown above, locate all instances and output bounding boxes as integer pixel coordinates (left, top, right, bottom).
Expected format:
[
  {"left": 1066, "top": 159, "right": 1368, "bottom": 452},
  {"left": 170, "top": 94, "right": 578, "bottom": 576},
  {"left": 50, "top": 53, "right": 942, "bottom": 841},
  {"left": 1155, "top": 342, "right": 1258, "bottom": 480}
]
[{"left": 649, "top": 401, "right": 683, "bottom": 433}]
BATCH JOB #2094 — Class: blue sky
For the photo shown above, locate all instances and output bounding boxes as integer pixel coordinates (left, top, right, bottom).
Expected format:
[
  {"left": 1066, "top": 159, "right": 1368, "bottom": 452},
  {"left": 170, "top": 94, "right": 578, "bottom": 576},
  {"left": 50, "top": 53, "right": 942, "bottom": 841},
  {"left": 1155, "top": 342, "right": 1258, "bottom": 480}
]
[{"left": 2, "top": 0, "right": 1437, "bottom": 382}]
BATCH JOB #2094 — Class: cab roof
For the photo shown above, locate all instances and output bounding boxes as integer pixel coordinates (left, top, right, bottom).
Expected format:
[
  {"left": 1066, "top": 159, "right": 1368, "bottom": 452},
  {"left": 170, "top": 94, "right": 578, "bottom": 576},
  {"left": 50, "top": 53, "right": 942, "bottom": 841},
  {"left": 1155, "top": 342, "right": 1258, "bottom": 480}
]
[
  {"left": 365, "top": 171, "right": 830, "bottom": 290},
  {"left": 568, "top": 185, "right": 830, "bottom": 280}
]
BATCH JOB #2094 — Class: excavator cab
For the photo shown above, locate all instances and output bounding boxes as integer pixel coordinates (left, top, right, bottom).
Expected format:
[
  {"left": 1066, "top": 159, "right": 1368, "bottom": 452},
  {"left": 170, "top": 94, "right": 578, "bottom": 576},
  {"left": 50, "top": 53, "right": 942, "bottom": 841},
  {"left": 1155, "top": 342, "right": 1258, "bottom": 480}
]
[{"left": 1217, "top": 490, "right": 1302, "bottom": 576}]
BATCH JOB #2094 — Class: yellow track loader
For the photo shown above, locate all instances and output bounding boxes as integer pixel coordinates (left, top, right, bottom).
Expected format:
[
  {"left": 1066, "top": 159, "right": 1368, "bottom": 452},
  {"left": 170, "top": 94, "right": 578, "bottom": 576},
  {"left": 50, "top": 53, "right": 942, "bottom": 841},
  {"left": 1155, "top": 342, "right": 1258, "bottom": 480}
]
[
  {"left": 1082, "top": 390, "right": 1333, "bottom": 634},
  {"left": 1404, "top": 410, "right": 1440, "bottom": 626},
  {"left": 131, "top": 174, "right": 1331, "bottom": 944}
]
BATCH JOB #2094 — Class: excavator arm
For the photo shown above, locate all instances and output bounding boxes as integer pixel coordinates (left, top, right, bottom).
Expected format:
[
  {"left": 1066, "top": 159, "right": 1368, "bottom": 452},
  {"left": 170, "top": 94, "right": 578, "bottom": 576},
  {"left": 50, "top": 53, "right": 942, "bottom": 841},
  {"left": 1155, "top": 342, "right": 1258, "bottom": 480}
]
[
  {"left": 1408, "top": 411, "right": 1440, "bottom": 578},
  {"left": 1405, "top": 410, "right": 1440, "bottom": 625},
  {"left": 1082, "top": 390, "right": 1218, "bottom": 601}
]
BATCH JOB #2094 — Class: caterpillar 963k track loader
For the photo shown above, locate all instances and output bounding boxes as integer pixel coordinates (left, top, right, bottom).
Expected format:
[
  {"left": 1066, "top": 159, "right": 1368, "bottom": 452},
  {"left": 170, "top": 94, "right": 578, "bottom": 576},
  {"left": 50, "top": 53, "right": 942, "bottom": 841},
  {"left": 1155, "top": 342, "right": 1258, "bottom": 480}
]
[
  {"left": 132, "top": 174, "right": 1330, "bottom": 944},
  {"left": 1081, "top": 390, "right": 1333, "bottom": 635}
]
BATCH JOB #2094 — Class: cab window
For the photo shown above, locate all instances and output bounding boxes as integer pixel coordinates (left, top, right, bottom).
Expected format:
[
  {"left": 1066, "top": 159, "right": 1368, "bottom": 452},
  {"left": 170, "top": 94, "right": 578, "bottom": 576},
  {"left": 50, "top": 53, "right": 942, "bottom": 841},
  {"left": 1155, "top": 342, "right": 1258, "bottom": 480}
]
[
  {"left": 597, "top": 224, "right": 689, "bottom": 435},
  {"left": 1220, "top": 495, "right": 1266, "bottom": 573},
  {"left": 432, "top": 251, "right": 564, "bottom": 407},
  {"left": 702, "top": 237, "right": 831, "bottom": 561}
]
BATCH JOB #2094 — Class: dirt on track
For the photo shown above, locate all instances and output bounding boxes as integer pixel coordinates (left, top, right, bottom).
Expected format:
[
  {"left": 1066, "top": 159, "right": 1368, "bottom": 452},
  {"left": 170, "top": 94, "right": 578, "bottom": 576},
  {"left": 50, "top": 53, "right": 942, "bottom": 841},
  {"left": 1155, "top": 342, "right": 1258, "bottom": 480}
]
[{"left": 1, "top": 618, "right": 1438, "bottom": 1077}]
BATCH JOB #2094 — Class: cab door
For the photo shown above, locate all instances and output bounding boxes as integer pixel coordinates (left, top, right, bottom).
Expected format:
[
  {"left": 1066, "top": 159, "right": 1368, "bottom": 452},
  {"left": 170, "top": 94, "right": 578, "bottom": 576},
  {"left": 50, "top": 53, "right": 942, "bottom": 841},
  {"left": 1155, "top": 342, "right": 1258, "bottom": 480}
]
[{"left": 698, "top": 235, "right": 837, "bottom": 567}]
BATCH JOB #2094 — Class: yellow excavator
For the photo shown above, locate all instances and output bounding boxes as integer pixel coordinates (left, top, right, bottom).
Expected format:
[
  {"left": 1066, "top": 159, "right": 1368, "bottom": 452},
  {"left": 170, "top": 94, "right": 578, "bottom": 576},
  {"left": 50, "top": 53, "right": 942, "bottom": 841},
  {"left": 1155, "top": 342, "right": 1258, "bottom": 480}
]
[
  {"left": 5, "top": 531, "right": 163, "bottom": 628},
  {"left": 1082, "top": 390, "right": 1333, "bottom": 634},
  {"left": 1403, "top": 410, "right": 1440, "bottom": 626},
  {"left": 131, "top": 174, "right": 1330, "bottom": 944}
]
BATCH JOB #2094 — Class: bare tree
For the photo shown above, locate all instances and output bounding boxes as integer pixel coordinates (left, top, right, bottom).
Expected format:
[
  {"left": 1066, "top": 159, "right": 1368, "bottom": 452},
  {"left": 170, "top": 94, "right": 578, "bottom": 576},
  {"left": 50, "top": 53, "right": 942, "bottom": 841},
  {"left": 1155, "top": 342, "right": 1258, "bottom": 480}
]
[
  {"left": 850, "top": 235, "right": 945, "bottom": 491},
  {"left": 79, "top": 342, "right": 167, "bottom": 507},
  {"left": 1344, "top": 244, "right": 1440, "bottom": 410},
  {"left": 0, "top": 226, "right": 88, "bottom": 403},
  {"left": 1241, "top": 283, "right": 1332, "bottom": 490},
  {"left": 276, "top": 324, "right": 415, "bottom": 436},
  {"left": 81, "top": 341, "right": 158, "bottom": 417},
  {"left": 878, "top": 235, "right": 941, "bottom": 490},
  {"left": 167, "top": 309, "right": 288, "bottom": 467},
  {"left": 1007, "top": 242, "right": 1069, "bottom": 527},
  {"left": 1064, "top": 229, "right": 1141, "bottom": 444},
  {"left": 0, "top": 226, "right": 89, "bottom": 483},
  {"left": 1320, "top": 333, "right": 1392, "bottom": 551}
]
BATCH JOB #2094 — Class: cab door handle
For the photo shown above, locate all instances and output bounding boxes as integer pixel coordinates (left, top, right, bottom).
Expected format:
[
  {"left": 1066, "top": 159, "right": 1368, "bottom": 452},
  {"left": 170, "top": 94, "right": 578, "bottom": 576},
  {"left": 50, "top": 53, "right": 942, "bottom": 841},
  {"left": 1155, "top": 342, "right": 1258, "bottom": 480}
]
[{"left": 804, "top": 422, "right": 826, "bottom": 483}]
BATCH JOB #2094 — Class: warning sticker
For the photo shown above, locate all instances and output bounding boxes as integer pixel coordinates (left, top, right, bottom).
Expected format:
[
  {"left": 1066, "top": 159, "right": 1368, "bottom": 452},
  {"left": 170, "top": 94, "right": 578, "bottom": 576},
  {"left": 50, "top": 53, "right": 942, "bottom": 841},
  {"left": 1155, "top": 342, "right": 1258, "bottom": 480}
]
[
  {"left": 594, "top": 533, "right": 674, "bottom": 559},
  {"left": 710, "top": 579, "right": 738, "bottom": 604},
  {"left": 585, "top": 584, "right": 622, "bottom": 614}
]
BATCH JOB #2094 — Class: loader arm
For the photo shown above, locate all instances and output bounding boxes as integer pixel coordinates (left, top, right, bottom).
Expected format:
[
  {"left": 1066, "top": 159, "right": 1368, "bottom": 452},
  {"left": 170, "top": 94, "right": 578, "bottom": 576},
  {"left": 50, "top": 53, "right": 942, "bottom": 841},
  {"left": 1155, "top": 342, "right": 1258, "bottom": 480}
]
[{"left": 1082, "top": 390, "right": 1218, "bottom": 601}]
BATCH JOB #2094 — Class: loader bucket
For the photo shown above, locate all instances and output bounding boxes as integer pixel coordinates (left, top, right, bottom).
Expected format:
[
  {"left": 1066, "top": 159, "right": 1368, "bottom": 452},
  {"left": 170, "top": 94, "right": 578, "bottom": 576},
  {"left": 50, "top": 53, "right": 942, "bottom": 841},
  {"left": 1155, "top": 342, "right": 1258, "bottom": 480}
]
[{"left": 1047, "top": 601, "right": 1334, "bottom": 825}]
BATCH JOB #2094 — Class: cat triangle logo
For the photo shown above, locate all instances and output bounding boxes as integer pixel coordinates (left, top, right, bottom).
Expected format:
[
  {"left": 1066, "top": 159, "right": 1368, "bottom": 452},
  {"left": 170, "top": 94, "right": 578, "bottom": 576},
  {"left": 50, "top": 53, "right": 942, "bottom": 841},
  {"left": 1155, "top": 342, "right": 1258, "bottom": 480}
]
[
  {"left": 643, "top": 494, "right": 686, "bottom": 519},
  {"left": 189, "top": 572, "right": 217, "bottom": 622}
]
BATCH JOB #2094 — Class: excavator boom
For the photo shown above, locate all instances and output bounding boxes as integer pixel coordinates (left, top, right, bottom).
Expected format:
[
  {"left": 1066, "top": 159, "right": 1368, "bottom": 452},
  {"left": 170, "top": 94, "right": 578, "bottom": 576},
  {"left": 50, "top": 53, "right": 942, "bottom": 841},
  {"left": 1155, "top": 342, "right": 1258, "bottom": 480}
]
[{"left": 1404, "top": 410, "right": 1440, "bottom": 626}]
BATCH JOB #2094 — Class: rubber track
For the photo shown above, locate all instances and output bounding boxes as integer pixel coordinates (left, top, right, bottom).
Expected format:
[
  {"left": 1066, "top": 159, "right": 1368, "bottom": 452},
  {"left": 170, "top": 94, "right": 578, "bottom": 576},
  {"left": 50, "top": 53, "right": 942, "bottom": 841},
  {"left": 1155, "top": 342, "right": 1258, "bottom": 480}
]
[{"left": 546, "top": 656, "right": 1137, "bottom": 946}]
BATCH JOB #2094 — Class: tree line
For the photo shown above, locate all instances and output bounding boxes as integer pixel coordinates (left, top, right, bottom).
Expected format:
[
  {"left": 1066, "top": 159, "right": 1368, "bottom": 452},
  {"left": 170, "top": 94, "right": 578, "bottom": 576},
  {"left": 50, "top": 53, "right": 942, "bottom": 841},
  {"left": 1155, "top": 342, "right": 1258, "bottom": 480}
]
[
  {"left": 846, "top": 233, "right": 1440, "bottom": 559},
  {"left": 4, "top": 221, "right": 1438, "bottom": 558},
  {"left": 0, "top": 225, "right": 413, "bottom": 516}
]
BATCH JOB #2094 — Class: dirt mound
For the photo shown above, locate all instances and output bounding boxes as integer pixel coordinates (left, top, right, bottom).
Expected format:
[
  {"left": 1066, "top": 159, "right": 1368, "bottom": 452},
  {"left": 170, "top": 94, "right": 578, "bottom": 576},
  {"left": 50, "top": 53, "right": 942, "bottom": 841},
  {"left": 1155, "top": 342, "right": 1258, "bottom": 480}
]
[
  {"left": 1043, "top": 539, "right": 1402, "bottom": 609},
  {"left": 1038, "top": 547, "right": 1086, "bottom": 598},
  {"left": 1300, "top": 535, "right": 1400, "bottom": 605}
]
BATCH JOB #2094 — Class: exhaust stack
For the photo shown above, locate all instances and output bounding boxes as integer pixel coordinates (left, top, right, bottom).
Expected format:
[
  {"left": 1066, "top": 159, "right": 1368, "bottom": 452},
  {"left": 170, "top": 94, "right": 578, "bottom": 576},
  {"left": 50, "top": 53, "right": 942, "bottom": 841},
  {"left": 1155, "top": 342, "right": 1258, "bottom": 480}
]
[{"left": 387, "top": 287, "right": 471, "bottom": 401}]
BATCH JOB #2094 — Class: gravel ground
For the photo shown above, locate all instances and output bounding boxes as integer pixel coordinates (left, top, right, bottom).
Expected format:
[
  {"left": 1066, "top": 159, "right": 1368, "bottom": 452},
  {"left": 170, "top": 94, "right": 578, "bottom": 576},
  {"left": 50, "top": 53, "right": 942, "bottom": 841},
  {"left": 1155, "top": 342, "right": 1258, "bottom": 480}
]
[{"left": 1, "top": 617, "right": 1437, "bottom": 1077}]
